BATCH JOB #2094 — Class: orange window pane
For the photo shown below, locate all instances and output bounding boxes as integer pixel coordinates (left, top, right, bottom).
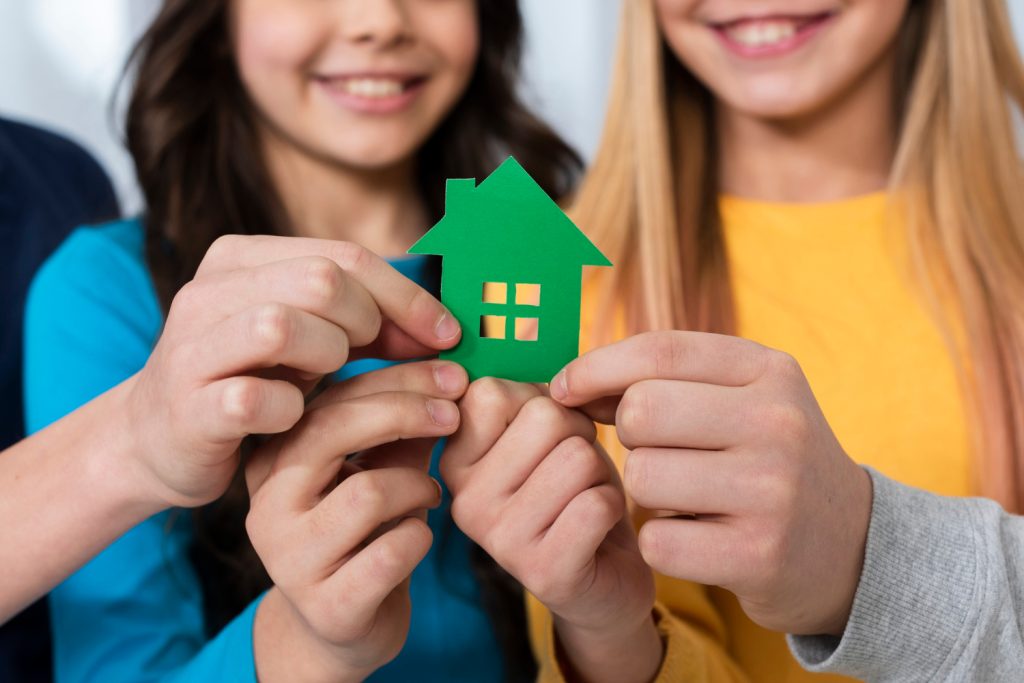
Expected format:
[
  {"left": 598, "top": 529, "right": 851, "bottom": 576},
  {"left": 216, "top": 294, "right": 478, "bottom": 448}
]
[
  {"left": 514, "top": 317, "right": 539, "bottom": 341},
  {"left": 515, "top": 283, "right": 541, "bottom": 306},
  {"left": 482, "top": 282, "right": 507, "bottom": 304},
  {"left": 480, "top": 315, "right": 506, "bottom": 339}
]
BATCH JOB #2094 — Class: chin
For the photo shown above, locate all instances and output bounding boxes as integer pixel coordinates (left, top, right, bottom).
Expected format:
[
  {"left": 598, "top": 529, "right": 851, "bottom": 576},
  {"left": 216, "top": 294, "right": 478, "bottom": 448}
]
[
  {"left": 720, "top": 81, "right": 834, "bottom": 122},
  {"left": 320, "top": 139, "right": 423, "bottom": 172}
]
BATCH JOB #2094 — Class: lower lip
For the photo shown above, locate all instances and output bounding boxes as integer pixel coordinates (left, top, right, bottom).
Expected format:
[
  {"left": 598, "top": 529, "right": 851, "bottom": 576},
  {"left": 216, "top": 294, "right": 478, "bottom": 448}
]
[
  {"left": 317, "top": 78, "right": 426, "bottom": 115},
  {"left": 713, "top": 14, "right": 836, "bottom": 59}
]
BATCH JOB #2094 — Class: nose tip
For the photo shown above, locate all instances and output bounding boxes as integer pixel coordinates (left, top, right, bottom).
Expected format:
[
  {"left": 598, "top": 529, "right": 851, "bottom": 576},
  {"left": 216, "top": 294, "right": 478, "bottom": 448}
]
[{"left": 341, "top": 0, "right": 412, "bottom": 48}]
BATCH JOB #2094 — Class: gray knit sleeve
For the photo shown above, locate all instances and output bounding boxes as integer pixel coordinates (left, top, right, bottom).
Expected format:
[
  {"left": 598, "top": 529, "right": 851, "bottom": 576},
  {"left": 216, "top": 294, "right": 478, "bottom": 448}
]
[{"left": 787, "top": 467, "right": 1024, "bottom": 682}]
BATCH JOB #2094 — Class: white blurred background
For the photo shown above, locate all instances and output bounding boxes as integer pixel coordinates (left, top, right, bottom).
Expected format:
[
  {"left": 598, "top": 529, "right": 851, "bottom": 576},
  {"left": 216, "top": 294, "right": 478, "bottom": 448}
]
[{"left": 1, "top": 1, "right": 1021, "bottom": 213}]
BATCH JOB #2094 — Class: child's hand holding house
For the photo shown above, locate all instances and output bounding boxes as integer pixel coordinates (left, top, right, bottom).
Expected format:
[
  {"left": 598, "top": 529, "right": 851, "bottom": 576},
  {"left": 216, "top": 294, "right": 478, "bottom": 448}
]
[
  {"left": 551, "top": 330, "right": 874, "bottom": 638},
  {"left": 440, "top": 378, "right": 662, "bottom": 683},
  {"left": 123, "top": 234, "right": 461, "bottom": 511},
  {"left": 245, "top": 360, "right": 467, "bottom": 682}
]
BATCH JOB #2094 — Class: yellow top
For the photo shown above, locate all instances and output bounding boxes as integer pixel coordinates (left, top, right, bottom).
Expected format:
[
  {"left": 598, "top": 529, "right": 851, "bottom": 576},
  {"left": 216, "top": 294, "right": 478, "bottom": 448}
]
[{"left": 528, "top": 192, "right": 974, "bottom": 681}]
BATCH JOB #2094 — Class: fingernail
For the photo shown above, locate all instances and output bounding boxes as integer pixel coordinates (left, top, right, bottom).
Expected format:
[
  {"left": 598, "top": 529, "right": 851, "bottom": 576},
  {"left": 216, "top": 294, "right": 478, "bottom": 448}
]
[
  {"left": 433, "top": 363, "right": 465, "bottom": 394},
  {"left": 550, "top": 370, "right": 568, "bottom": 401},
  {"left": 430, "top": 477, "right": 444, "bottom": 505},
  {"left": 427, "top": 399, "right": 459, "bottom": 427},
  {"left": 434, "top": 312, "right": 460, "bottom": 342}
]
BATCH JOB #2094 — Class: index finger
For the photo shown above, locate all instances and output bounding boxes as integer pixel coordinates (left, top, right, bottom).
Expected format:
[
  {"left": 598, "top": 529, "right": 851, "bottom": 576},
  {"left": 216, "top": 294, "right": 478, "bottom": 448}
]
[
  {"left": 551, "top": 331, "right": 769, "bottom": 408},
  {"left": 195, "top": 235, "right": 460, "bottom": 351}
]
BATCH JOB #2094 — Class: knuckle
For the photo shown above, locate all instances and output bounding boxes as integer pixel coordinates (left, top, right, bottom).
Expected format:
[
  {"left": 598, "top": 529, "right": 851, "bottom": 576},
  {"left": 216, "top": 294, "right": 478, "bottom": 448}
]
[
  {"left": 406, "top": 284, "right": 438, "bottom": 318},
  {"left": 617, "top": 384, "right": 653, "bottom": 443},
  {"left": 579, "top": 487, "right": 624, "bottom": 529},
  {"left": 330, "top": 240, "right": 373, "bottom": 273},
  {"left": 165, "top": 337, "right": 197, "bottom": 376},
  {"left": 556, "top": 435, "right": 600, "bottom": 475},
  {"left": 205, "top": 234, "right": 241, "bottom": 267},
  {"left": 345, "top": 472, "right": 388, "bottom": 515},
  {"left": 623, "top": 448, "right": 652, "bottom": 498},
  {"left": 521, "top": 395, "right": 565, "bottom": 430},
  {"left": 749, "top": 526, "right": 788, "bottom": 570},
  {"left": 765, "top": 349, "right": 802, "bottom": 378},
  {"left": 760, "top": 402, "right": 810, "bottom": 446},
  {"left": 359, "top": 303, "right": 383, "bottom": 345},
  {"left": 757, "top": 467, "right": 799, "bottom": 509},
  {"left": 169, "top": 280, "right": 202, "bottom": 316},
  {"left": 306, "top": 505, "right": 338, "bottom": 545},
  {"left": 463, "top": 377, "right": 510, "bottom": 413},
  {"left": 221, "top": 378, "right": 263, "bottom": 422},
  {"left": 253, "top": 303, "right": 294, "bottom": 353},
  {"left": 370, "top": 539, "right": 405, "bottom": 576},
  {"left": 637, "top": 521, "right": 668, "bottom": 568},
  {"left": 404, "top": 517, "right": 433, "bottom": 552},
  {"left": 649, "top": 332, "right": 686, "bottom": 377},
  {"left": 301, "top": 256, "right": 346, "bottom": 308}
]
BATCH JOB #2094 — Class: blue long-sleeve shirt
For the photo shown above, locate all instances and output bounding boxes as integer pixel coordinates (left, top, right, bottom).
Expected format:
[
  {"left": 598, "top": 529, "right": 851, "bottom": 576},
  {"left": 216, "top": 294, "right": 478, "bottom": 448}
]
[{"left": 23, "top": 218, "right": 503, "bottom": 682}]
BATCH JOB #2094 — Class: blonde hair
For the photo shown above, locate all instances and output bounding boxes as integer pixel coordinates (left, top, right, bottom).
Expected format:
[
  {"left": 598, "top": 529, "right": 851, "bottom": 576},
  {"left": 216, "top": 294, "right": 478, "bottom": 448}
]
[{"left": 575, "top": 0, "right": 1024, "bottom": 511}]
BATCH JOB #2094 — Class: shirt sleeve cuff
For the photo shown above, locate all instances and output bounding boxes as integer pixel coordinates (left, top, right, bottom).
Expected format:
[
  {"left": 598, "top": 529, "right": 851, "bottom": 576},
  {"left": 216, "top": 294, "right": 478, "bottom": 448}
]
[
  {"left": 532, "top": 600, "right": 691, "bottom": 683},
  {"left": 787, "top": 467, "right": 984, "bottom": 680},
  {"left": 167, "top": 592, "right": 268, "bottom": 683}
]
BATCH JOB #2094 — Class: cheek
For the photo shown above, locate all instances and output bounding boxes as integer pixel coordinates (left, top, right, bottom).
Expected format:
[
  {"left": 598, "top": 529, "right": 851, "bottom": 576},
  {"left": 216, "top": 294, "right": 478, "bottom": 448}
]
[
  {"left": 232, "top": 0, "right": 323, "bottom": 92},
  {"left": 654, "top": 0, "right": 721, "bottom": 84},
  {"left": 412, "top": 1, "right": 480, "bottom": 89}
]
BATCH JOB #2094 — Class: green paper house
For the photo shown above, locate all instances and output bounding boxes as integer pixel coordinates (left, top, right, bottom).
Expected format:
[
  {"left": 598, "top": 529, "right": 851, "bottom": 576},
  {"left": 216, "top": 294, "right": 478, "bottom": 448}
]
[{"left": 409, "top": 157, "right": 611, "bottom": 383}]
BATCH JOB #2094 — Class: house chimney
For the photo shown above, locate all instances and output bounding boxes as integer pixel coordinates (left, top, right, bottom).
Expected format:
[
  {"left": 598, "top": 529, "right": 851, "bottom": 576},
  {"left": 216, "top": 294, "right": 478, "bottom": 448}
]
[{"left": 445, "top": 178, "right": 475, "bottom": 206}]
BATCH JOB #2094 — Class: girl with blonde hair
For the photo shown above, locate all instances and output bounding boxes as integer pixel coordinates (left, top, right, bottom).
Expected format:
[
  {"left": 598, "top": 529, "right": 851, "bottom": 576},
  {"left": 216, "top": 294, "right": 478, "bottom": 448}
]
[{"left": 441, "top": 0, "right": 1024, "bottom": 680}]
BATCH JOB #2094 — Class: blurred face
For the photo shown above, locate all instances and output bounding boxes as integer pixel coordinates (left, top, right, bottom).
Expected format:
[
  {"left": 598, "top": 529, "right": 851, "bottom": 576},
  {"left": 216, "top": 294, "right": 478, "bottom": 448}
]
[
  {"left": 232, "top": 0, "right": 479, "bottom": 171},
  {"left": 654, "top": 0, "right": 911, "bottom": 120}
]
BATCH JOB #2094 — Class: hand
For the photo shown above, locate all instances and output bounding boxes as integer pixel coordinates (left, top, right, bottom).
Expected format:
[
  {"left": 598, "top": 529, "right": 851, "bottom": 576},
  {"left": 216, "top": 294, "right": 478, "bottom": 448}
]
[
  {"left": 247, "top": 360, "right": 468, "bottom": 683},
  {"left": 441, "top": 379, "right": 660, "bottom": 683},
  {"left": 123, "top": 234, "right": 461, "bottom": 509},
  {"left": 551, "top": 331, "right": 873, "bottom": 636}
]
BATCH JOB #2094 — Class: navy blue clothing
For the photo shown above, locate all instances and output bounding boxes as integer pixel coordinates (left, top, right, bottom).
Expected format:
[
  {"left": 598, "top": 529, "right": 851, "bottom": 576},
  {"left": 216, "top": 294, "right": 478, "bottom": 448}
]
[{"left": 0, "top": 118, "right": 119, "bottom": 683}]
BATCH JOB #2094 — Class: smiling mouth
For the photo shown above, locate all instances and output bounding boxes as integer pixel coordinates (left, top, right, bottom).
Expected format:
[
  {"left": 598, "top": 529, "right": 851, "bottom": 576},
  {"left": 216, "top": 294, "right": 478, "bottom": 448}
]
[
  {"left": 712, "top": 11, "right": 836, "bottom": 51},
  {"left": 318, "top": 75, "right": 428, "bottom": 99}
]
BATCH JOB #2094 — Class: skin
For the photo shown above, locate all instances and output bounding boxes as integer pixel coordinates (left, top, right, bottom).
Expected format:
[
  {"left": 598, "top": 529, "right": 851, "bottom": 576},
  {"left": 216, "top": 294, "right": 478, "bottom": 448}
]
[
  {"left": 0, "top": 234, "right": 459, "bottom": 624},
  {"left": 441, "top": 380, "right": 662, "bottom": 683},
  {"left": 541, "top": 0, "right": 913, "bottom": 644},
  {"left": 231, "top": 0, "right": 479, "bottom": 254},
  {"left": 551, "top": 333, "right": 872, "bottom": 636},
  {"left": 655, "top": 0, "right": 907, "bottom": 201},
  {"left": 248, "top": 361, "right": 469, "bottom": 683},
  {"left": 229, "top": 0, "right": 480, "bottom": 678}
]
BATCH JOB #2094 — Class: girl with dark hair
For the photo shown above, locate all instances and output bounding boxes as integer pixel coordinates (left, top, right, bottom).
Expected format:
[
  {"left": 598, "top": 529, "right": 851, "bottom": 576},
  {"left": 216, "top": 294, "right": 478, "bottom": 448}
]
[{"left": 23, "top": 1, "right": 579, "bottom": 681}]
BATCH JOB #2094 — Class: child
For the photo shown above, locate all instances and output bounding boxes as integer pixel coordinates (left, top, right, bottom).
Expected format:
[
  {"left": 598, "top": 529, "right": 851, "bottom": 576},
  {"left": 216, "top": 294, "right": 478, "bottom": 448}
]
[
  {"left": 444, "top": 0, "right": 1024, "bottom": 681},
  {"left": 24, "top": 0, "right": 577, "bottom": 681}
]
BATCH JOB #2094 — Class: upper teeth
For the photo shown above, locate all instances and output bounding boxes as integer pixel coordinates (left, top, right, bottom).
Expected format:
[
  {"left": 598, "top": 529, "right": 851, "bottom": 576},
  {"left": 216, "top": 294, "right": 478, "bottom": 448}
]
[
  {"left": 341, "top": 78, "right": 405, "bottom": 98},
  {"left": 726, "top": 21, "right": 798, "bottom": 48}
]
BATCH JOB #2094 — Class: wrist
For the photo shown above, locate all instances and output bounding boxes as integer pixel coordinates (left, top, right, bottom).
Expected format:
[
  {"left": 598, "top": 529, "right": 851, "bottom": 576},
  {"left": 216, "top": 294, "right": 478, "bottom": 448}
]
[
  {"left": 118, "top": 371, "right": 202, "bottom": 510},
  {"left": 821, "top": 463, "right": 874, "bottom": 636},
  {"left": 84, "top": 377, "right": 170, "bottom": 520},
  {"left": 254, "top": 588, "right": 371, "bottom": 683},
  {"left": 554, "top": 611, "right": 663, "bottom": 683}
]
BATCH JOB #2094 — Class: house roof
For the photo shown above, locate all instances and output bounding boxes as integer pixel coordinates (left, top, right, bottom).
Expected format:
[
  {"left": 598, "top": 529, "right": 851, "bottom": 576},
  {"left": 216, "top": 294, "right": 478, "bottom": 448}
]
[{"left": 408, "top": 156, "right": 611, "bottom": 267}]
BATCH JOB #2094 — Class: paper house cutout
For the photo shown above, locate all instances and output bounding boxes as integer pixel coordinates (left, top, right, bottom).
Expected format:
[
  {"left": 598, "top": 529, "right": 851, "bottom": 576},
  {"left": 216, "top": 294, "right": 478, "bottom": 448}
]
[{"left": 409, "top": 156, "right": 611, "bottom": 382}]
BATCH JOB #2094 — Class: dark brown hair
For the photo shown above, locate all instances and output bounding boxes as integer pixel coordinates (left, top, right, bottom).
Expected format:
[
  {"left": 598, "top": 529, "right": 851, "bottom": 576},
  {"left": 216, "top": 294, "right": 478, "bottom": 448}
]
[{"left": 124, "top": 1, "right": 580, "bottom": 678}]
